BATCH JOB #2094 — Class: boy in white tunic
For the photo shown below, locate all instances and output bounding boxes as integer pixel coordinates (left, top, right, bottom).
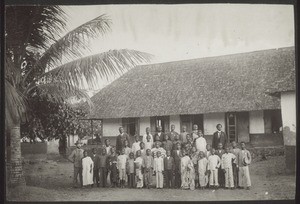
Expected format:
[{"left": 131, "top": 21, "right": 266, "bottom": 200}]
[
  {"left": 153, "top": 151, "right": 164, "bottom": 189},
  {"left": 221, "top": 146, "right": 236, "bottom": 189},
  {"left": 117, "top": 148, "right": 127, "bottom": 188},
  {"left": 132, "top": 135, "right": 141, "bottom": 156},
  {"left": 237, "top": 142, "right": 252, "bottom": 190},
  {"left": 207, "top": 148, "right": 220, "bottom": 188},
  {"left": 144, "top": 134, "right": 153, "bottom": 151},
  {"left": 82, "top": 150, "right": 94, "bottom": 187},
  {"left": 135, "top": 150, "right": 144, "bottom": 188},
  {"left": 195, "top": 131, "right": 207, "bottom": 153},
  {"left": 198, "top": 151, "right": 208, "bottom": 189}
]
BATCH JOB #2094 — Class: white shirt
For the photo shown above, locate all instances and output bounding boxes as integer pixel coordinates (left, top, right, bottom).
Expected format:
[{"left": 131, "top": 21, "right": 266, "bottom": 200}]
[
  {"left": 195, "top": 137, "right": 207, "bottom": 153},
  {"left": 208, "top": 155, "right": 220, "bottom": 170},
  {"left": 221, "top": 152, "right": 236, "bottom": 169},
  {"left": 105, "top": 146, "right": 112, "bottom": 155},
  {"left": 117, "top": 154, "right": 127, "bottom": 170},
  {"left": 144, "top": 141, "right": 153, "bottom": 151},
  {"left": 154, "top": 157, "right": 164, "bottom": 172},
  {"left": 143, "top": 134, "right": 153, "bottom": 143},
  {"left": 191, "top": 131, "right": 199, "bottom": 141},
  {"left": 198, "top": 157, "right": 208, "bottom": 172},
  {"left": 132, "top": 142, "right": 141, "bottom": 155}
]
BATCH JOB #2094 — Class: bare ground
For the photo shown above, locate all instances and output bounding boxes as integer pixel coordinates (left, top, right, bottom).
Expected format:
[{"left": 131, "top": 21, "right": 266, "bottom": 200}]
[{"left": 6, "top": 155, "right": 296, "bottom": 201}]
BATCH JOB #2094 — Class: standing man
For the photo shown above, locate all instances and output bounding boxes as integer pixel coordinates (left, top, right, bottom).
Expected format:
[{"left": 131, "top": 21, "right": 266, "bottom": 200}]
[
  {"left": 212, "top": 124, "right": 228, "bottom": 150},
  {"left": 68, "top": 140, "right": 84, "bottom": 188},
  {"left": 180, "top": 125, "right": 189, "bottom": 143},
  {"left": 167, "top": 124, "right": 180, "bottom": 142},
  {"left": 191, "top": 124, "right": 199, "bottom": 142},
  {"left": 116, "top": 127, "right": 130, "bottom": 154},
  {"left": 153, "top": 125, "right": 165, "bottom": 142},
  {"left": 142, "top": 127, "right": 153, "bottom": 144}
]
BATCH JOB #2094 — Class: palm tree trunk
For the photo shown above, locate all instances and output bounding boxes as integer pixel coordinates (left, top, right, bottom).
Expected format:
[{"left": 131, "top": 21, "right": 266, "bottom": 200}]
[{"left": 8, "top": 125, "right": 26, "bottom": 187}]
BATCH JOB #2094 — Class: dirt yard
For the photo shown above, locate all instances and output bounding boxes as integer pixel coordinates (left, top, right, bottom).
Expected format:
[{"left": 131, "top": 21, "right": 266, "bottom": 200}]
[{"left": 6, "top": 155, "right": 296, "bottom": 201}]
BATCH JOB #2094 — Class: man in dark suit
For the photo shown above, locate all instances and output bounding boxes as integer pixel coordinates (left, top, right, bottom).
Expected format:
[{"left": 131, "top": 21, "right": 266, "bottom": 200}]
[
  {"left": 164, "top": 150, "right": 175, "bottom": 188},
  {"left": 172, "top": 142, "right": 183, "bottom": 188},
  {"left": 212, "top": 124, "right": 228, "bottom": 150},
  {"left": 116, "top": 127, "right": 130, "bottom": 154},
  {"left": 153, "top": 125, "right": 165, "bottom": 142},
  {"left": 91, "top": 148, "right": 100, "bottom": 187}
]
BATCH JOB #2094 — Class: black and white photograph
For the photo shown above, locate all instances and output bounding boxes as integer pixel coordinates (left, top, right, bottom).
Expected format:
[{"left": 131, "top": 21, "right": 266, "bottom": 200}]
[{"left": 4, "top": 2, "right": 296, "bottom": 202}]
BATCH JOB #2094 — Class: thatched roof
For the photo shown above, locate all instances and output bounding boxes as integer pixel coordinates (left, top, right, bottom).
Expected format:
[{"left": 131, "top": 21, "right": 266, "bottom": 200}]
[{"left": 89, "top": 47, "right": 295, "bottom": 119}]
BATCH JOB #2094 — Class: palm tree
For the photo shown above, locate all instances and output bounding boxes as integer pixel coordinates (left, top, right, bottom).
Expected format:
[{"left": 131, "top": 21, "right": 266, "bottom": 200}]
[{"left": 5, "top": 5, "right": 151, "bottom": 187}]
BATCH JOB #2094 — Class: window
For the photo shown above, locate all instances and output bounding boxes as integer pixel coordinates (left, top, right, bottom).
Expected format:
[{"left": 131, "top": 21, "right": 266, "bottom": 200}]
[
  {"left": 150, "top": 116, "right": 170, "bottom": 134},
  {"left": 264, "top": 110, "right": 282, "bottom": 134},
  {"left": 180, "top": 114, "right": 203, "bottom": 133},
  {"left": 122, "top": 118, "right": 139, "bottom": 137},
  {"left": 226, "top": 113, "right": 237, "bottom": 142}
]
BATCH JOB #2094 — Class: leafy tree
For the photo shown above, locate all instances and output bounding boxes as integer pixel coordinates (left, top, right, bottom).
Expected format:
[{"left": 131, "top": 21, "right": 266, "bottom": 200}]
[{"left": 5, "top": 5, "right": 151, "bottom": 187}]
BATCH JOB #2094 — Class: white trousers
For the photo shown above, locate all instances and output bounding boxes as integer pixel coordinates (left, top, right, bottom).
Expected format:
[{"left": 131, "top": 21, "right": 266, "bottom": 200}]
[
  {"left": 209, "top": 170, "right": 219, "bottom": 186},
  {"left": 156, "top": 171, "right": 163, "bottom": 188},
  {"left": 239, "top": 166, "right": 251, "bottom": 187}
]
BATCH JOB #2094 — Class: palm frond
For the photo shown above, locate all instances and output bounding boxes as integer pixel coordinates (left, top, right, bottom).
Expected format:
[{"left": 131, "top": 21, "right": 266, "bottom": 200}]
[
  {"left": 5, "top": 80, "right": 27, "bottom": 127},
  {"left": 39, "top": 49, "right": 153, "bottom": 89},
  {"left": 27, "top": 82, "right": 94, "bottom": 112},
  {"left": 35, "top": 14, "right": 112, "bottom": 72}
]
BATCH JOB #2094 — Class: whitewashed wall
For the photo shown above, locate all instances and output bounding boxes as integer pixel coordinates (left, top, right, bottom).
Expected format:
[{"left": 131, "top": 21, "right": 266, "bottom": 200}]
[
  {"left": 103, "top": 118, "right": 122, "bottom": 137},
  {"left": 169, "top": 115, "right": 181, "bottom": 132},
  {"left": 281, "top": 91, "right": 296, "bottom": 146},
  {"left": 249, "top": 110, "right": 265, "bottom": 134},
  {"left": 139, "top": 117, "right": 151, "bottom": 135},
  {"left": 203, "top": 112, "right": 225, "bottom": 135}
]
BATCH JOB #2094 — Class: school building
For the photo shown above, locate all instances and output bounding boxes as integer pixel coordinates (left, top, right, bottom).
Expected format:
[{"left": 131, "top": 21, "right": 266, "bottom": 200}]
[{"left": 87, "top": 47, "right": 296, "bottom": 172}]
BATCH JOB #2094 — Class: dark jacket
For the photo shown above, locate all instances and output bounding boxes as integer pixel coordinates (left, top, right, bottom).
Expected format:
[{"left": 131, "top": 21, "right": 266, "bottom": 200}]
[
  {"left": 212, "top": 131, "right": 228, "bottom": 150},
  {"left": 164, "top": 156, "right": 175, "bottom": 171},
  {"left": 153, "top": 132, "right": 165, "bottom": 142},
  {"left": 91, "top": 154, "right": 100, "bottom": 169},
  {"left": 172, "top": 149, "right": 183, "bottom": 171},
  {"left": 116, "top": 133, "right": 130, "bottom": 154}
]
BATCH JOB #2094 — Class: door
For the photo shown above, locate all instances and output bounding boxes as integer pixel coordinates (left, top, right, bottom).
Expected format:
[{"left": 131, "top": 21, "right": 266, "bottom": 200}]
[
  {"left": 236, "top": 112, "right": 249, "bottom": 143},
  {"left": 226, "top": 112, "right": 237, "bottom": 142},
  {"left": 122, "top": 118, "right": 139, "bottom": 137},
  {"left": 180, "top": 114, "right": 203, "bottom": 133}
]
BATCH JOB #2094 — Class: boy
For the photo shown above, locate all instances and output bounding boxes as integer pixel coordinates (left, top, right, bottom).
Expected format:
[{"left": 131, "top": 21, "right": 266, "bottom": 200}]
[
  {"left": 198, "top": 151, "right": 208, "bottom": 189},
  {"left": 216, "top": 143, "right": 225, "bottom": 188},
  {"left": 191, "top": 124, "right": 199, "bottom": 141},
  {"left": 162, "top": 134, "right": 173, "bottom": 152},
  {"left": 206, "top": 144, "right": 212, "bottom": 158},
  {"left": 195, "top": 131, "right": 207, "bottom": 153},
  {"left": 132, "top": 135, "right": 141, "bottom": 156},
  {"left": 237, "top": 142, "right": 251, "bottom": 190},
  {"left": 143, "top": 149, "right": 154, "bottom": 189},
  {"left": 126, "top": 152, "right": 135, "bottom": 188},
  {"left": 172, "top": 134, "right": 182, "bottom": 150},
  {"left": 104, "top": 139, "right": 112, "bottom": 156},
  {"left": 91, "top": 148, "right": 100, "bottom": 187},
  {"left": 99, "top": 148, "right": 109, "bottom": 188},
  {"left": 230, "top": 141, "right": 240, "bottom": 188},
  {"left": 139, "top": 142, "right": 146, "bottom": 158},
  {"left": 164, "top": 150, "right": 175, "bottom": 188},
  {"left": 108, "top": 147, "right": 118, "bottom": 188},
  {"left": 191, "top": 147, "right": 199, "bottom": 188},
  {"left": 221, "top": 146, "right": 236, "bottom": 189},
  {"left": 124, "top": 140, "right": 132, "bottom": 158},
  {"left": 153, "top": 151, "right": 164, "bottom": 189},
  {"left": 212, "top": 124, "right": 227, "bottom": 150},
  {"left": 172, "top": 142, "right": 182, "bottom": 188},
  {"left": 144, "top": 134, "right": 153, "bottom": 151},
  {"left": 82, "top": 150, "right": 94, "bottom": 187},
  {"left": 208, "top": 148, "right": 220, "bottom": 189},
  {"left": 135, "top": 150, "right": 144, "bottom": 188},
  {"left": 117, "top": 148, "right": 127, "bottom": 188},
  {"left": 151, "top": 141, "right": 166, "bottom": 158}
]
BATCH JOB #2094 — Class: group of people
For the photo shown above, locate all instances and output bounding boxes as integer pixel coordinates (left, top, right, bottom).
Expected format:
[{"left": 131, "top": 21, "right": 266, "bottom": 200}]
[{"left": 68, "top": 124, "right": 252, "bottom": 190}]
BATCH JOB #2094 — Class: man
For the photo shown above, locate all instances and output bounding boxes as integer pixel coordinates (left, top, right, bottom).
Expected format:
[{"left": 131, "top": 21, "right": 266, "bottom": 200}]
[
  {"left": 142, "top": 127, "right": 153, "bottom": 144},
  {"left": 172, "top": 142, "right": 183, "bottom": 188},
  {"left": 180, "top": 125, "right": 189, "bottom": 143},
  {"left": 68, "top": 140, "right": 84, "bottom": 188},
  {"left": 116, "top": 127, "right": 131, "bottom": 154},
  {"left": 195, "top": 130, "right": 207, "bottom": 153},
  {"left": 167, "top": 124, "right": 180, "bottom": 142},
  {"left": 164, "top": 150, "right": 175, "bottom": 188},
  {"left": 91, "top": 148, "right": 100, "bottom": 187},
  {"left": 191, "top": 124, "right": 199, "bottom": 141},
  {"left": 153, "top": 125, "right": 165, "bottom": 142},
  {"left": 212, "top": 124, "right": 228, "bottom": 150}
]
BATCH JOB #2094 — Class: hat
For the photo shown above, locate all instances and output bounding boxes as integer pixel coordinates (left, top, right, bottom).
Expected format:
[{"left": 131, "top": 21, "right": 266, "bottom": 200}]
[{"left": 242, "top": 157, "right": 250, "bottom": 166}]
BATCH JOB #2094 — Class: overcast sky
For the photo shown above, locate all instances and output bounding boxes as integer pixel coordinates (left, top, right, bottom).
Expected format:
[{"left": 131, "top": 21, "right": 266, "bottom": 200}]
[{"left": 61, "top": 4, "right": 294, "bottom": 91}]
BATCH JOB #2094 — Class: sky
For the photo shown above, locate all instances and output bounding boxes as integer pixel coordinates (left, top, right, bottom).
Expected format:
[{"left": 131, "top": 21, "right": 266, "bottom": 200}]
[{"left": 61, "top": 4, "right": 294, "bottom": 92}]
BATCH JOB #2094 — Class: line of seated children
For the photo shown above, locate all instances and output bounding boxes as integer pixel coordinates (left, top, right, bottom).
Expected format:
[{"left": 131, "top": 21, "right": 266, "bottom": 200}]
[{"left": 80, "top": 137, "right": 251, "bottom": 191}]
